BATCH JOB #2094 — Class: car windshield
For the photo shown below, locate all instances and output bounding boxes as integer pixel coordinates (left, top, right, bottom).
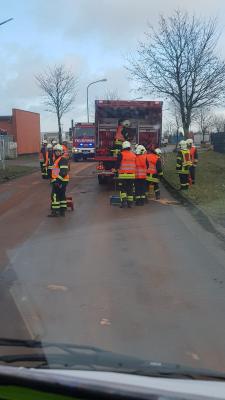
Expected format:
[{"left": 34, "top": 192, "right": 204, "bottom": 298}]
[{"left": 1, "top": 0, "right": 225, "bottom": 382}]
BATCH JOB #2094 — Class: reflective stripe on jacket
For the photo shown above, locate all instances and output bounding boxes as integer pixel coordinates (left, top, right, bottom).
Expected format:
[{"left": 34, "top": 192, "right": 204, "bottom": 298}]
[
  {"left": 51, "top": 156, "right": 69, "bottom": 182},
  {"left": 135, "top": 154, "right": 147, "bottom": 179},
  {"left": 176, "top": 150, "right": 191, "bottom": 174},
  {"left": 146, "top": 153, "right": 158, "bottom": 175},
  {"left": 146, "top": 153, "right": 163, "bottom": 183},
  {"left": 118, "top": 150, "right": 136, "bottom": 179}
]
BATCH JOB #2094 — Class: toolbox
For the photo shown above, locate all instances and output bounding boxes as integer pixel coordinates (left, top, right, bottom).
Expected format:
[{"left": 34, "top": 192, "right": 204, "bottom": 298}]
[{"left": 110, "top": 194, "right": 121, "bottom": 206}]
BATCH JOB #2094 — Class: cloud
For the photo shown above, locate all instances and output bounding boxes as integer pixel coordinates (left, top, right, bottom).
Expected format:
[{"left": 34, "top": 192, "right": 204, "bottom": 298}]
[{"left": 1, "top": 0, "right": 225, "bottom": 131}]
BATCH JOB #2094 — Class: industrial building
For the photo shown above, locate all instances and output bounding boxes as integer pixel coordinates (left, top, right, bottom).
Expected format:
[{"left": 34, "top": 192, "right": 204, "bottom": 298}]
[{"left": 0, "top": 109, "right": 40, "bottom": 155}]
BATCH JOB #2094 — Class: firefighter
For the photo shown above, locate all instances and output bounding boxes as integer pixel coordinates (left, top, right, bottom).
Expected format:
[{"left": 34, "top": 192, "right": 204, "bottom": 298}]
[
  {"left": 46, "top": 143, "right": 55, "bottom": 179},
  {"left": 146, "top": 148, "right": 163, "bottom": 200},
  {"left": 62, "top": 141, "right": 69, "bottom": 159},
  {"left": 176, "top": 140, "right": 192, "bottom": 190},
  {"left": 48, "top": 144, "right": 69, "bottom": 217},
  {"left": 39, "top": 140, "right": 48, "bottom": 179},
  {"left": 135, "top": 145, "right": 148, "bottom": 206},
  {"left": 112, "top": 119, "right": 130, "bottom": 156},
  {"left": 186, "top": 138, "right": 198, "bottom": 184},
  {"left": 115, "top": 140, "right": 136, "bottom": 208}
]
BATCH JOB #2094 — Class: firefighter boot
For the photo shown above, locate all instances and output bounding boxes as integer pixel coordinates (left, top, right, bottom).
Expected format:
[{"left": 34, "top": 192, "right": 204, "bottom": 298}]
[
  {"left": 120, "top": 201, "right": 127, "bottom": 208},
  {"left": 48, "top": 210, "right": 60, "bottom": 218},
  {"left": 155, "top": 191, "right": 160, "bottom": 200},
  {"left": 60, "top": 209, "right": 66, "bottom": 217}
]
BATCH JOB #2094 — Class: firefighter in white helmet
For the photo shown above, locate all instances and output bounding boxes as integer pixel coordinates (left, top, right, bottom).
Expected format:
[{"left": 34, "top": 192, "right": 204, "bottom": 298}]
[
  {"left": 135, "top": 145, "right": 148, "bottom": 205},
  {"left": 176, "top": 140, "right": 192, "bottom": 190},
  {"left": 115, "top": 141, "right": 136, "bottom": 208},
  {"left": 186, "top": 138, "right": 198, "bottom": 184},
  {"left": 48, "top": 144, "right": 69, "bottom": 217},
  {"left": 146, "top": 147, "right": 163, "bottom": 200}
]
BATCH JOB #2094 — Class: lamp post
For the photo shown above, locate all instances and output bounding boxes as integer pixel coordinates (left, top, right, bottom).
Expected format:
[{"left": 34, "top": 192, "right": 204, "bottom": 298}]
[
  {"left": 87, "top": 79, "right": 107, "bottom": 123},
  {"left": 0, "top": 18, "right": 13, "bottom": 26}
]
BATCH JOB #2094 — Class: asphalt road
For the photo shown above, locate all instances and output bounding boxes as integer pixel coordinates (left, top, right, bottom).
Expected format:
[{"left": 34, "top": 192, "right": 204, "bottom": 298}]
[{"left": 1, "top": 161, "right": 225, "bottom": 372}]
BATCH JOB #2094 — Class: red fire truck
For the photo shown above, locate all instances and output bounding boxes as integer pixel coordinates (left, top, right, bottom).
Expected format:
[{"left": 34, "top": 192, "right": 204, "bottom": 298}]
[
  {"left": 72, "top": 123, "right": 95, "bottom": 161},
  {"left": 95, "top": 100, "right": 163, "bottom": 184}
]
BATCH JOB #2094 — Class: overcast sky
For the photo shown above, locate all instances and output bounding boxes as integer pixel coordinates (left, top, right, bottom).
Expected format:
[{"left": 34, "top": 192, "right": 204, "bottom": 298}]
[{"left": 1, "top": 0, "right": 225, "bottom": 132}]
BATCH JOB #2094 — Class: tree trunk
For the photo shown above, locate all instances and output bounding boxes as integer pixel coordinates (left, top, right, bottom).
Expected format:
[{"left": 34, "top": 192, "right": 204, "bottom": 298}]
[
  {"left": 202, "top": 130, "right": 205, "bottom": 143},
  {"left": 183, "top": 124, "right": 189, "bottom": 138},
  {"left": 57, "top": 114, "right": 62, "bottom": 144}
]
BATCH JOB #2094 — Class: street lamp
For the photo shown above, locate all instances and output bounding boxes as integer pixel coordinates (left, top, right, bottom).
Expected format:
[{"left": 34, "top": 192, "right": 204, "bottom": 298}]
[
  {"left": 0, "top": 18, "right": 13, "bottom": 26},
  {"left": 87, "top": 79, "right": 107, "bottom": 123}
]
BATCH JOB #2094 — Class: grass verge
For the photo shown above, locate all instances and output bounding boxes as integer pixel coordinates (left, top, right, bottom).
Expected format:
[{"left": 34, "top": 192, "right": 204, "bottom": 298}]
[
  {"left": 163, "top": 149, "right": 225, "bottom": 228},
  {"left": 0, "top": 165, "right": 38, "bottom": 183}
]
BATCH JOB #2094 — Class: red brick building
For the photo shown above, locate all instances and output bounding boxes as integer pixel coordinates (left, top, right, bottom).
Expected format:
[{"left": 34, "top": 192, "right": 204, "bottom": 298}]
[{"left": 0, "top": 109, "right": 40, "bottom": 155}]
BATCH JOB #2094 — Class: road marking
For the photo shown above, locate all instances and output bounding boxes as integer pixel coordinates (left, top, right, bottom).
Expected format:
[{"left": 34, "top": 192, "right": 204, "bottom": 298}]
[
  {"left": 47, "top": 284, "right": 68, "bottom": 291},
  {"left": 10, "top": 282, "right": 44, "bottom": 340},
  {"left": 100, "top": 318, "right": 111, "bottom": 326},
  {"left": 186, "top": 351, "right": 200, "bottom": 361}
]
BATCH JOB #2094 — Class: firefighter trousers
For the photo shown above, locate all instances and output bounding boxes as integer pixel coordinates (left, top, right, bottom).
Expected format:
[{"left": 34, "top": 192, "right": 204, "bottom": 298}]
[
  {"left": 179, "top": 174, "right": 189, "bottom": 190},
  {"left": 51, "top": 182, "right": 68, "bottom": 212},
  {"left": 119, "top": 179, "right": 134, "bottom": 204},
  {"left": 135, "top": 179, "right": 146, "bottom": 203},
  {"left": 40, "top": 161, "right": 47, "bottom": 179},
  {"left": 189, "top": 166, "right": 196, "bottom": 184},
  {"left": 146, "top": 181, "right": 160, "bottom": 199}
]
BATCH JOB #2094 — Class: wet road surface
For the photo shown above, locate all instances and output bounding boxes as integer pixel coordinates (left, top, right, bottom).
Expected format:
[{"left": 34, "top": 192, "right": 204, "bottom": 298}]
[{"left": 1, "top": 161, "right": 225, "bottom": 372}]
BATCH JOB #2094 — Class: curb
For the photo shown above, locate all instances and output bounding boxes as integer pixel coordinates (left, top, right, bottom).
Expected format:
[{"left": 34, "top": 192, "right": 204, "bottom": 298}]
[{"left": 162, "top": 177, "right": 225, "bottom": 243}]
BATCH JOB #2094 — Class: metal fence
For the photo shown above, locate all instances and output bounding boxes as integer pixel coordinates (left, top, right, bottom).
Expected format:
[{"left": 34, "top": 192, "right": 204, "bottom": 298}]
[{"left": 0, "top": 136, "right": 17, "bottom": 168}]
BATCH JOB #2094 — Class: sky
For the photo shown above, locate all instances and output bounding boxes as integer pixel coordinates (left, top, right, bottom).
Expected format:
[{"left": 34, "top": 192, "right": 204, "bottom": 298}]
[{"left": 1, "top": 0, "right": 225, "bottom": 132}]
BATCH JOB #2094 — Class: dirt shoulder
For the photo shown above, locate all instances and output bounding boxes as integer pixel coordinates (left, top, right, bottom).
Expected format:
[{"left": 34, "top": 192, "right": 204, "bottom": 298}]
[{"left": 163, "top": 149, "right": 225, "bottom": 232}]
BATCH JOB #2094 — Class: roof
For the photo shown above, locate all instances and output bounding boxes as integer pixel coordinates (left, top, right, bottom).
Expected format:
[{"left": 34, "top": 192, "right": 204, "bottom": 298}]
[
  {"left": 95, "top": 100, "right": 163, "bottom": 109},
  {"left": 0, "top": 116, "right": 12, "bottom": 121}
]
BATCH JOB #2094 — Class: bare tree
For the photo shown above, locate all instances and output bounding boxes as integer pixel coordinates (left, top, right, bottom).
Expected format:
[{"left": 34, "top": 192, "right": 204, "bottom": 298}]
[
  {"left": 128, "top": 10, "right": 225, "bottom": 136},
  {"left": 211, "top": 114, "right": 225, "bottom": 133},
  {"left": 195, "top": 107, "right": 213, "bottom": 142},
  {"left": 36, "top": 64, "right": 78, "bottom": 143},
  {"left": 104, "top": 89, "right": 120, "bottom": 100}
]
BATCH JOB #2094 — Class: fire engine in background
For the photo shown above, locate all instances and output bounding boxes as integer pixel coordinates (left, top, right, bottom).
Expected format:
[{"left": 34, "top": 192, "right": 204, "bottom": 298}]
[
  {"left": 72, "top": 123, "right": 95, "bottom": 161},
  {"left": 95, "top": 100, "right": 163, "bottom": 184}
]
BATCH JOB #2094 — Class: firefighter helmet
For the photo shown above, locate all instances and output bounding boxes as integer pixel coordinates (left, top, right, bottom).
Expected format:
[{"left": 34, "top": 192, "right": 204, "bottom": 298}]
[
  {"left": 136, "top": 145, "right": 146, "bottom": 155},
  {"left": 155, "top": 148, "right": 162, "bottom": 155},
  {"left": 54, "top": 144, "right": 63, "bottom": 152},
  {"left": 122, "top": 120, "right": 131, "bottom": 128},
  {"left": 122, "top": 141, "right": 131, "bottom": 149},
  {"left": 186, "top": 138, "right": 193, "bottom": 146},
  {"left": 179, "top": 140, "right": 187, "bottom": 150}
]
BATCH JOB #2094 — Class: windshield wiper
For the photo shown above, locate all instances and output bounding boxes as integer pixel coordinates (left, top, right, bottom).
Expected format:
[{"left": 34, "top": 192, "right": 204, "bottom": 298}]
[{"left": 0, "top": 338, "right": 225, "bottom": 380}]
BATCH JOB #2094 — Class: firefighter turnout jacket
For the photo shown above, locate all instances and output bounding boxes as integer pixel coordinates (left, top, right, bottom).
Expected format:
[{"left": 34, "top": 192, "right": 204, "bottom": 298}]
[
  {"left": 146, "top": 153, "right": 163, "bottom": 183},
  {"left": 176, "top": 149, "right": 192, "bottom": 174},
  {"left": 116, "top": 150, "right": 136, "bottom": 179},
  {"left": 51, "top": 155, "right": 69, "bottom": 183},
  {"left": 135, "top": 154, "right": 148, "bottom": 179},
  {"left": 190, "top": 146, "right": 198, "bottom": 166}
]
